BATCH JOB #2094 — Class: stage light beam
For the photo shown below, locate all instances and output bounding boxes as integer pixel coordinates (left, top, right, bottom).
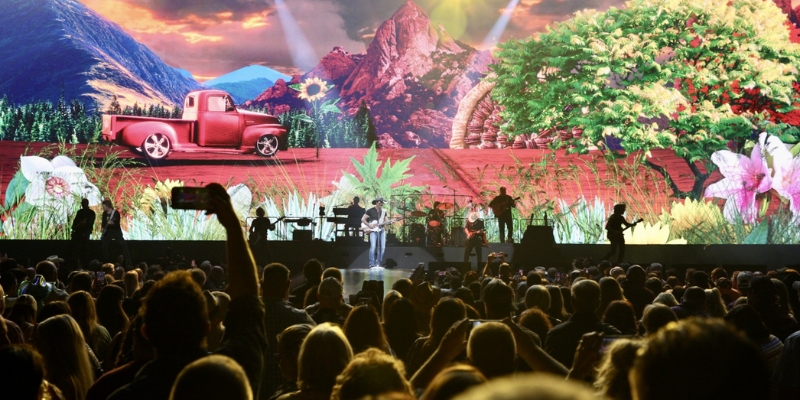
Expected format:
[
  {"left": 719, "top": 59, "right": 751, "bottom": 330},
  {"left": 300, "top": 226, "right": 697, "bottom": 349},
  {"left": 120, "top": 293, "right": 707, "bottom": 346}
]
[
  {"left": 481, "top": 0, "right": 520, "bottom": 49},
  {"left": 273, "top": 0, "right": 318, "bottom": 73}
]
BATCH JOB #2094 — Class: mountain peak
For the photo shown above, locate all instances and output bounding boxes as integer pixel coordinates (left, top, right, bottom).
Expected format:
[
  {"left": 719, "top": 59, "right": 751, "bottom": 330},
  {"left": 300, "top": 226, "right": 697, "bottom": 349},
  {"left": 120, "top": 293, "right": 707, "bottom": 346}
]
[{"left": 0, "top": 0, "right": 202, "bottom": 109}]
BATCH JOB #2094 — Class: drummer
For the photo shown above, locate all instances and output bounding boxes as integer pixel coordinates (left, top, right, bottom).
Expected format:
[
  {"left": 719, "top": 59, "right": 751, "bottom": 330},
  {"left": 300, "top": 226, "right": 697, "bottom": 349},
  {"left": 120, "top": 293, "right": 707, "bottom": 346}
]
[{"left": 429, "top": 202, "right": 445, "bottom": 222}]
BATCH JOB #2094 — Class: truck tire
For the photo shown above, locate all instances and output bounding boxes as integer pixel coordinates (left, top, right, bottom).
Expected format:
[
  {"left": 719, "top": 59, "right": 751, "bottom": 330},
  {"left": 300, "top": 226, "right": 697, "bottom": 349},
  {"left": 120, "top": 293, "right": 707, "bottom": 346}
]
[
  {"left": 143, "top": 133, "right": 171, "bottom": 160},
  {"left": 255, "top": 134, "right": 279, "bottom": 157}
]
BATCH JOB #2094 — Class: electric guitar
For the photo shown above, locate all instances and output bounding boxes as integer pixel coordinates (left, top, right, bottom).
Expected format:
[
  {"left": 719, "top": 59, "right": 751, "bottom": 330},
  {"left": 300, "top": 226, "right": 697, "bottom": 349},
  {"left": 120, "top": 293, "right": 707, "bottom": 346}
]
[
  {"left": 607, "top": 218, "right": 644, "bottom": 236},
  {"left": 249, "top": 216, "right": 285, "bottom": 245},
  {"left": 490, "top": 196, "right": 521, "bottom": 216},
  {"left": 361, "top": 217, "right": 402, "bottom": 233},
  {"left": 623, "top": 218, "right": 645, "bottom": 232}
]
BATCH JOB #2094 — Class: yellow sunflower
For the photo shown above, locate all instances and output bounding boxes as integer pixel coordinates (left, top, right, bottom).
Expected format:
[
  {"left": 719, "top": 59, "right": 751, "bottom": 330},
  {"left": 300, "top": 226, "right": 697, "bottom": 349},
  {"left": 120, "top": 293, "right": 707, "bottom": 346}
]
[{"left": 297, "top": 77, "right": 329, "bottom": 102}]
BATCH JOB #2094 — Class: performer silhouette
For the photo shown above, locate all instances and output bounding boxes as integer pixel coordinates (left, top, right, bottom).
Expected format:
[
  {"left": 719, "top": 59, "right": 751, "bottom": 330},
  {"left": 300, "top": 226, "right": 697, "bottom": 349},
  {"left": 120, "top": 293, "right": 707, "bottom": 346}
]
[
  {"left": 71, "top": 198, "right": 95, "bottom": 267},
  {"left": 489, "top": 187, "right": 516, "bottom": 243},
  {"left": 603, "top": 203, "right": 639, "bottom": 263},
  {"left": 101, "top": 200, "right": 132, "bottom": 266},
  {"left": 249, "top": 207, "right": 278, "bottom": 264}
]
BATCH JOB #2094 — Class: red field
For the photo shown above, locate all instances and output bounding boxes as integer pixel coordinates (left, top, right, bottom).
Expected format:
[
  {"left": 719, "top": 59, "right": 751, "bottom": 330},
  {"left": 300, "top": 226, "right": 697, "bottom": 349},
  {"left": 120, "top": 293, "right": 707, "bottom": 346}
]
[{"left": 0, "top": 141, "right": 718, "bottom": 214}]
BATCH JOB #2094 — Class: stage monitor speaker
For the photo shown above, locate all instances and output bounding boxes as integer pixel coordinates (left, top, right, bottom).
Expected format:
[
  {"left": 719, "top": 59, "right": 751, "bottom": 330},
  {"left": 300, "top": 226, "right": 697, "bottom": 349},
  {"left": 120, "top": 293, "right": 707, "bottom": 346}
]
[
  {"left": 522, "top": 226, "right": 555, "bottom": 247},
  {"left": 293, "top": 230, "right": 313, "bottom": 241}
]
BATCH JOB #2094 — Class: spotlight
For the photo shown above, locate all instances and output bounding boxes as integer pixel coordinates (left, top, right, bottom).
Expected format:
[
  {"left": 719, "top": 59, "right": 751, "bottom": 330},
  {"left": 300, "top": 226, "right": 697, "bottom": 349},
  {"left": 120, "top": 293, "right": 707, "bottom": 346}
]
[{"left": 481, "top": 0, "right": 520, "bottom": 49}]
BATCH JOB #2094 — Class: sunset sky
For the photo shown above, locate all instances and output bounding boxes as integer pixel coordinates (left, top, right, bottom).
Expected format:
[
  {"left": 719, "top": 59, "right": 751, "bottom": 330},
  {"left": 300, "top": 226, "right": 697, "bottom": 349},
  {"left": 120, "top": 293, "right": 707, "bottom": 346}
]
[{"left": 78, "top": 0, "right": 627, "bottom": 81}]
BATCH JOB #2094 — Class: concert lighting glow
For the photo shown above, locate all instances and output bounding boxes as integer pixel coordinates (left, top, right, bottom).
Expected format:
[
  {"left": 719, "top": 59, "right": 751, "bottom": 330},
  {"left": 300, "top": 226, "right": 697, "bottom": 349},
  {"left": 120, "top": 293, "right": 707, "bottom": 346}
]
[{"left": 481, "top": 0, "right": 520, "bottom": 49}]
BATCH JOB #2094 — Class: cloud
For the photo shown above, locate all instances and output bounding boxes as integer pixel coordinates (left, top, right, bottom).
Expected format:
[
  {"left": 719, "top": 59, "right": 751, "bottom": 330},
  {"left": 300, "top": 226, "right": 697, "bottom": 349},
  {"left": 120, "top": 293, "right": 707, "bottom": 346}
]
[
  {"left": 124, "top": 0, "right": 275, "bottom": 22},
  {"left": 83, "top": 0, "right": 365, "bottom": 79}
]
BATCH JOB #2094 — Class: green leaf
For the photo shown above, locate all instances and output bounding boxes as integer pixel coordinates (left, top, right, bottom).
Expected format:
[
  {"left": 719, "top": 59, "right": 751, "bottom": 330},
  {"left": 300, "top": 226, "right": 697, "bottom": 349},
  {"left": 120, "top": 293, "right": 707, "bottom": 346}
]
[
  {"left": 11, "top": 201, "right": 35, "bottom": 219},
  {"left": 5, "top": 170, "right": 29, "bottom": 209},
  {"left": 320, "top": 104, "right": 342, "bottom": 114},
  {"left": 292, "top": 114, "right": 313, "bottom": 123},
  {"left": 289, "top": 84, "right": 302, "bottom": 91},
  {"left": 743, "top": 220, "right": 769, "bottom": 244}
]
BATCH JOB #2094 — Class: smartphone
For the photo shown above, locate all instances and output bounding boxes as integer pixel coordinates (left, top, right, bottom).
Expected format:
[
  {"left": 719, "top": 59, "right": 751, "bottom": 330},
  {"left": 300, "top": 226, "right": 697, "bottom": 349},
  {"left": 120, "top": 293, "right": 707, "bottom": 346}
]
[
  {"left": 171, "top": 187, "right": 211, "bottom": 210},
  {"left": 96, "top": 271, "right": 106, "bottom": 285},
  {"left": 467, "top": 319, "right": 500, "bottom": 334},
  {"left": 600, "top": 335, "right": 634, "bottom": 353},
  {"left": 438, "top": 271, "right": 446, "bottom": 276},
  {"left": 409, "top": 263, "right": 425, "bottom": 281}
]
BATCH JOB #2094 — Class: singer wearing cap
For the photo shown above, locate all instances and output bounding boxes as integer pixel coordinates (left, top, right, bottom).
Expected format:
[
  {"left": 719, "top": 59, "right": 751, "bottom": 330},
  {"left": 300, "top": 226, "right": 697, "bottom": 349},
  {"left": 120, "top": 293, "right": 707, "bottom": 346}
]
[{"left": 362, "top": 196, "right": 389, "bottom": 268}]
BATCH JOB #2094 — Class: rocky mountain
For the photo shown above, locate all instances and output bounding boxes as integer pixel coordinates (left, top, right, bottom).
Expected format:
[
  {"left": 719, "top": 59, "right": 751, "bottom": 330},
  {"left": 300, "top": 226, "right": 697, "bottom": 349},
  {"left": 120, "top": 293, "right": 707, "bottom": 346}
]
[
  {"left": 0, "top": 0, "right": 202, "bottom": 110},
  {"left": 251, "top": 0, "right": 493, "bottom": 148}
]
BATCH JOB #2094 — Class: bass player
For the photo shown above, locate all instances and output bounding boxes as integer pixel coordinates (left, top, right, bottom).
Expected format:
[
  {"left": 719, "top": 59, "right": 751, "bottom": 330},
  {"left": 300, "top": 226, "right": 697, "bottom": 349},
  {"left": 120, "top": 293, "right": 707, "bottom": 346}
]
[{"left": 489, "top": 186, "right": 517, "bottom": 243}]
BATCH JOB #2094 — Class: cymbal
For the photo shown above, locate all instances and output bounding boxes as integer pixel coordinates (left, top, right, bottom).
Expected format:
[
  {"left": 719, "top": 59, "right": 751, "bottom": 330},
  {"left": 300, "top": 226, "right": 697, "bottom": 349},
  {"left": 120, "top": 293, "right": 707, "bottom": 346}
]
[
  {"left": 410, "top": 210, "right": 427, "bottom": 217},
  {"left": 437, "top": 203, "right": 454, "bottom": 210}
]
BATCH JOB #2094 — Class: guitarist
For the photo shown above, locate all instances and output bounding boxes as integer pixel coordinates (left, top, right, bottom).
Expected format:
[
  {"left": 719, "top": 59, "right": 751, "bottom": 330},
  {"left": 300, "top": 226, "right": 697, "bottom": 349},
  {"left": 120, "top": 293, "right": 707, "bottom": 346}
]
[
  {"left": 362, "top": 196, "right": 389, "bottom": 268},
  {"left": 249, "top": 207, "right": 281, "bottom": 265},
  {"left": 603, "top": 203, "right": 640, "bottom": 263},
  {"left": 489, "top": 186, "right": 517, "bottom": 243},
  {"left": 463, "top": 211, "right": 486, "bottom": 271}
]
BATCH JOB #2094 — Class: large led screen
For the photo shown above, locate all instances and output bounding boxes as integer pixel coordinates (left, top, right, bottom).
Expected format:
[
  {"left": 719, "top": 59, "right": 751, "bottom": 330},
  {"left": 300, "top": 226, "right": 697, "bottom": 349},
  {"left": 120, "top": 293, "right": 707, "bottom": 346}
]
[{"left": 2, "top": 0, "right": 800, "bottom": 244}]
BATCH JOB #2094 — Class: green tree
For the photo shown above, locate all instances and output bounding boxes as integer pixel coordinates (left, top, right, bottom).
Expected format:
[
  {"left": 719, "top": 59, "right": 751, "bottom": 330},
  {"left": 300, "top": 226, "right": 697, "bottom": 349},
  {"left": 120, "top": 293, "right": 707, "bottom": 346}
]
[
  {"left": 106, "top": 95, "right": 122, "bottom": 115},
  {"left": 490, "top": 0, "right": 800, "bottom": 198}
]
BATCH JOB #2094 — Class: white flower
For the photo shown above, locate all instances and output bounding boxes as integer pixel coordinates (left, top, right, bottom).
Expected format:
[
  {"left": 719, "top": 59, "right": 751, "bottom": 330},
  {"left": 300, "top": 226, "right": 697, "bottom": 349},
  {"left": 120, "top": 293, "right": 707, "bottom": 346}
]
[{"left": 20, "top": 155, "right": 101, "bottom": 224}]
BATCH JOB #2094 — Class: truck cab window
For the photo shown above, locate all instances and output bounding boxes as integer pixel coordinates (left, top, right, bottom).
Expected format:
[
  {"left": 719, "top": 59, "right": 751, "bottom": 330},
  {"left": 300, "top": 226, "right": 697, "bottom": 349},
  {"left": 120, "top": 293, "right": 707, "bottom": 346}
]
[
  {"left": 185, "top": 96, "right": 195, "bottom": 108},
  {"left": 225, "top": 96, "right": 235, "bottom": 112},
  {"left": 208, "top": 96, "right": 227, "bottom": 112}
]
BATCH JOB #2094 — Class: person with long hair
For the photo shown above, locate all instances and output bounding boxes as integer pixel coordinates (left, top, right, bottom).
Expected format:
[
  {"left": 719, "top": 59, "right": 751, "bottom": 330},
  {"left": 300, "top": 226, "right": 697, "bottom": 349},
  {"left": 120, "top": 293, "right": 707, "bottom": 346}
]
[
  {"left": 7, "top": 294, "right": 37, "bottom": 342},
  {"left": 602, "top": 300, "right": 639, "bottom": 336},
  {"left": 704, "top": 288, "right": 728, "bottom": 318},
  {"left": 597, "top": 277, "right": 626, "bottom": 318},
  {"left": 36, "top": 314, "right": 95, "bottom": 400},
  {"left": 343, "top": 304, "right": 392, "bottom": 355},
  {"left": 96, "top": 285, "right": 129, "bottom": 338},
  {"left": 279, "top": 323, "right": 353, "bottom": 400},
  {"left": 546, "top": 285, "right": 570, "bottom": 322},
  {"left": 382, "top": 298, "right": 420, "bottom": 361},
  {"left": 405, "top": 298, "right": 466, "bottom": 376},
  {"left": 381, "top": 290, "right": 402, "bottom": 323},
  {"left": 68, "top": 291, "right": 112, "bottom": 363},
  {"left": 594, "top": 338, "right": 643, "bottom": 400}
]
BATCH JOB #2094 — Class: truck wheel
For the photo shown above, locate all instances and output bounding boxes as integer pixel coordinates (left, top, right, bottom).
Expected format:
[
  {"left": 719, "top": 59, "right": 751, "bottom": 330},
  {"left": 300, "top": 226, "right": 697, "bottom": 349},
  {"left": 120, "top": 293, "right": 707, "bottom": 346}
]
[
  {"left": 255, "top": 134, "right": 279, "bottom": 157},
  {"left": 143, "top": 133, "right": 171, "bottom": 160}
]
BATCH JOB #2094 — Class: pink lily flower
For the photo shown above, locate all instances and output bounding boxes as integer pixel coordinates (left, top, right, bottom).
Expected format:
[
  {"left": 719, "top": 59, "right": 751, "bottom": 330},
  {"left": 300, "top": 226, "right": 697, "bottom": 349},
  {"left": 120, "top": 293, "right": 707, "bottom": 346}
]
[{"left": 704, "top": 141, "right": 772, "bottom": 224}]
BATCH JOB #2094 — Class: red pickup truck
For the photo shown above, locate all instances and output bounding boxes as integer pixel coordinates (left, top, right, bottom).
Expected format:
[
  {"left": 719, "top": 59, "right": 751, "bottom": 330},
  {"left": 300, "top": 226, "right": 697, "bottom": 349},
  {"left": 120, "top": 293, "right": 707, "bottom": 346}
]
[{"left": 102, "top": 90, "right": 288, "bottom": 160}]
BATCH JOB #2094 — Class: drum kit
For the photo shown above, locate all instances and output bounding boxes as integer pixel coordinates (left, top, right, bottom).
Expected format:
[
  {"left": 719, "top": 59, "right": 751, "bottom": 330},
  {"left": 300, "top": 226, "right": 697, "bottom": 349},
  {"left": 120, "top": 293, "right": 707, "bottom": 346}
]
[{"left": 403, "top": 202, "right": 454, "bottom": 246}]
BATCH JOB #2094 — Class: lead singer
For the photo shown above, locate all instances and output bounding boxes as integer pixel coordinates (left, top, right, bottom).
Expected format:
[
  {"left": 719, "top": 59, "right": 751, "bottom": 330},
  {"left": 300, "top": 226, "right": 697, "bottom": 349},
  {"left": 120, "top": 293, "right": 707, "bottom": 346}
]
[{"left": 362, "top": 196, "right": 388, "bottom": 268}]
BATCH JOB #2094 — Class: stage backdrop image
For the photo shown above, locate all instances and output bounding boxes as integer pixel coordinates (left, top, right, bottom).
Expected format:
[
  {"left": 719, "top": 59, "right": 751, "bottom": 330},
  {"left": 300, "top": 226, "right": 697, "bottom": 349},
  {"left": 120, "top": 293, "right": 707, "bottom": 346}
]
[{"left": 2, "top": 0, "right": 800, "bottom": 244}]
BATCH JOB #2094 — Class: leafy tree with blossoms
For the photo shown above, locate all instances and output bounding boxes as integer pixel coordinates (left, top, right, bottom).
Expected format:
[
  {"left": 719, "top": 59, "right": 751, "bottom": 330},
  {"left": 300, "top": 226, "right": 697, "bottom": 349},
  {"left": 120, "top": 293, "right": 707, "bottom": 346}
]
[{"left": 490, "top": 0, "right": 800, "bottom": 199}]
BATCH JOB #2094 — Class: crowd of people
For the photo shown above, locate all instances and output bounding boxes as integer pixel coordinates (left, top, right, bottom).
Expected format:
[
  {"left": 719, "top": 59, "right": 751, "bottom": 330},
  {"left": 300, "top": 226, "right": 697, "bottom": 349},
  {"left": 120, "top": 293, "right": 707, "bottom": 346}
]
[{"left": 1, "top": 185, "right": 799, "bottom": 399}]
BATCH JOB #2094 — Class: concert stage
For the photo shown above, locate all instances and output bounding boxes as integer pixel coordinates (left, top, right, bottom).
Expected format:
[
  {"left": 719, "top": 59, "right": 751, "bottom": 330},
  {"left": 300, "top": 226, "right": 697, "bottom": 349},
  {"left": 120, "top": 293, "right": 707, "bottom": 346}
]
[{"left": 4, "top": 240, "right": 800, "bottom": 278}]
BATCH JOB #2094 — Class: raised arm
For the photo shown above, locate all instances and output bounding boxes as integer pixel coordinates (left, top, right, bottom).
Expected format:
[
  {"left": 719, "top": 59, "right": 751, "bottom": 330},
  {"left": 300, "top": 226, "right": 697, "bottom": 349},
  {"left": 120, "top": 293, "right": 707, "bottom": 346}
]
[{"left": 206, "top": 183, "right": 258, "bottom": 300}]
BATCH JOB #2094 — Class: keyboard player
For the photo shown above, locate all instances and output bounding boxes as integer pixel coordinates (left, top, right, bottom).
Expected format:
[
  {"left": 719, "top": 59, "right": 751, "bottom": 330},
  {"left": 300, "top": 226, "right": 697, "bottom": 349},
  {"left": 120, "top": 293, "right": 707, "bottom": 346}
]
[{"left": 346, "top": 196, "right": 365, "bottom": 236}]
